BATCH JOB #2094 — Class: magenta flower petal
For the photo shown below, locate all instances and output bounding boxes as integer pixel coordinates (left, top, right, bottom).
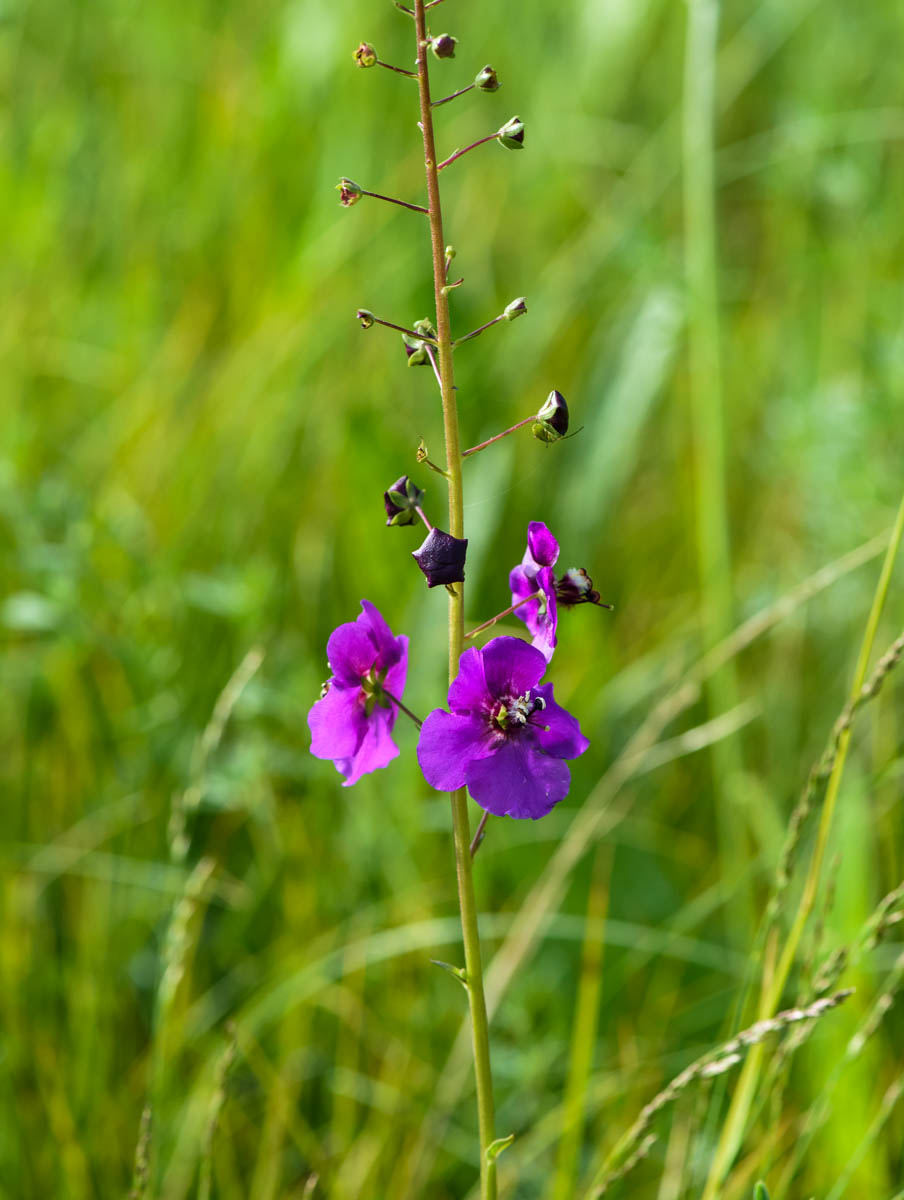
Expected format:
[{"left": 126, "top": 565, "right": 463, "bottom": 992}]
[
  {"left": 481, "top": 635, "right": 546, "bottom": 700},
  {"left": 309, "top": 600, "right": 409, "bottom": 786},
  {"left": 465, "top": 739, "right": 571, "bottom": 819},
  {"left": 337, "top": 706, "right": 400, "bottom": 787},
  {"left": 530, "top": 683, "right": 590, "bottom": 758},
  {"left": 447, "top": 645, "right": 489, "bottom": 713},
  {"left": 326, "top": 621, "right": 381, "bottom": 686},
  {"left": 308, "top": 682, "right": 368, "bottom": 761},
  {"left": 417, "top": 710, "right": 497, "bottom": 791},
  {"left": 526, "top": 521, "right": 559, "bottom": 569}
]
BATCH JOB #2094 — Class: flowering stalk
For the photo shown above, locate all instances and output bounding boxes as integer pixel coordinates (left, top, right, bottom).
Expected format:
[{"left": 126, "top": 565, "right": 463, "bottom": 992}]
[{"left": 412, "top": 2, "right": 498, "bottom": 1195}]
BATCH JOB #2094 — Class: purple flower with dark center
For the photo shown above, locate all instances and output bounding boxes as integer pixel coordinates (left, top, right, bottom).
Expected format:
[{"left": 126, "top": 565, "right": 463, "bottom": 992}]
[
  {"left": 417, "top": 636, "right": 588, "bottom": 819},
  {"left": 308, "top": 600, "right": 408, "bottom": 787},
  {"left": 509, "top": 520, "right": 559, "bottom": 662}
]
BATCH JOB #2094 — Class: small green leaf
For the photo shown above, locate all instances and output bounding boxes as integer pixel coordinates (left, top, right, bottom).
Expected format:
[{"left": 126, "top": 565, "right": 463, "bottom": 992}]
[
  {"left": 486, "top": 1134, "right": 515, "bottom": 1163},
  {"left": 430, "top": 959, "right": 468, "bottom": 990},
  {"left": 753, "top": 1183, "right": 771, "bottom": 1200}
]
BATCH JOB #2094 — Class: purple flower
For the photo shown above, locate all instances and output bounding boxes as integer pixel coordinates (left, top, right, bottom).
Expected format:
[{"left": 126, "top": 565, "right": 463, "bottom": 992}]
[
  {"left": 308, "top": 600, "right": 408, "bottom": 786},
  {"left": 509, "top": 521, "right": 559, "bottom": 662},
  {"left": 417, "top": 636, "right": 588, "bottom": 819}
]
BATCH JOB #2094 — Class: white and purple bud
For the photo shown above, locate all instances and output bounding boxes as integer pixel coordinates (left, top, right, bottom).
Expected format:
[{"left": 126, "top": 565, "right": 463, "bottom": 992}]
[
  {"left": 383, "top": 475, "right": 426, "bottom": 527},
  {"left": 497, "top": 116, "right": 525, "bottom": 150},
  {"left": 554, "top": 567, "right": 613, "bottom": 610},
  {"left": 532, "top": 389, "right": 569, "bottom": 442},
  {"left": 475, "top": 64, "right": 500, "bottom": 92},
  {"left": 412, "top": 527, "right": 468, "bottom": 587},
  {"left": 430, "top": 33, "right": 458, "bottom": 60},
  {"left": 357, "top": 309, "right": 375, "bottom": 329},
  {"left": 503, "top": 297, "right": 527, "bottom": 321}
]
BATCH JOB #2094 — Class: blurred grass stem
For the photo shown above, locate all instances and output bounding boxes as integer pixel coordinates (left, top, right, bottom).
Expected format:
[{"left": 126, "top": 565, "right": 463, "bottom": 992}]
[
  {"left": 702, "top": 491, "right": 904, "bottom": 1198},
  {"left": 414, "top": 2, "right": 497, "bottom": 1197}
]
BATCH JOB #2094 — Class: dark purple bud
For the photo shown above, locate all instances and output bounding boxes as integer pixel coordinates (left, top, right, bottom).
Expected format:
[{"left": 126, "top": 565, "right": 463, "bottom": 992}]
[
  {"left": 430, "top": 33, "right": 458, "bottom": 59},
  {"left": 337, "top": 177, "right": 363, "bottom": 207},
  {"left": 412, "top": 527, "right": 468, "bottom": 587},
  {"left": 497, "top": 116, "right": 525, "bottom": 150},
  {"left": 554, "top": 567, "right": 613, "bottom": 610},
  {"left": 354, "top": 42, "right": 377, "bottom": 68},
  {"left": 384, "top": 475, "right": 426, "bottom": 527},
  {"left": 475, "top": 64, "right": 500, "bottom": 92},
  {"left": 532, "top": 389, "right": 569, "bottom": 442},
  {"left": 357, "top": 308, "right": 375, "bottom": 328}
]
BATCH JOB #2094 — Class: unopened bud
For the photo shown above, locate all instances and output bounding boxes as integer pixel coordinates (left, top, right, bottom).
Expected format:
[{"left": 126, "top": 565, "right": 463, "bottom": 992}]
[
  {"left": 356, "top": 309, "right": 375, "bottom": 329},
  {"left": 503, "top": 297, "right": 527, "bottom": 321},
  {"left": 416, "top": 439, "right": 429, "bottom": 463},
  {"left": 383, "top": 475, "right": 426, "bottom": 527},
  {"left": 475, "top": 64, "right": 500, "bottom": 92},
  {"left": 412, "top": 527, "right": 468, "bottom": 587},
  {"left": 532, "top": 389, "right": 569, "bottom": 442},
  {"left": 444, "top": 245, "right": 456, "bottom": 261},
  {"left": 353, "top": 42, "right": 377, "bottom": 68},
  {"left": 429, "top": 33, "right": 458, "bottom": 59},
  {"left": 337, "top": 177, "right": 363, "bottom": 207},
  {"left": 554, "top": 567, "right": 613, "bottom": 610},
  {"left": 497, "top": 116, "right": 525, "bottom": 150},
  {"left": 402, "top": 318, "right": 437, "bottom": 367}
]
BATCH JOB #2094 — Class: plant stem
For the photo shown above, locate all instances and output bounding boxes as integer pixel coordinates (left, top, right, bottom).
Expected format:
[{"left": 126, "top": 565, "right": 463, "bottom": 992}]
[
  {"left": 413, "top": 5, "right": 497, "bottom": 1198},
  {"left": 414, "top": 505, "right": 433, "bottom": 532},
  {"left": 470, "top": 811, "right": 489, "bottom": 857},
  {"left": 438, "top": 132, "right": 498, "bottom": 172},
  {"left": 376, "top": 59, "right": 417, "bottom": 79},
  {"left": 424, "top": 343, "right": 444, "bottom": 393},
  {"left": 361, "top": 188, "right": 429, "bottom": 215},
  {"left": 365, "top": 315, "right": 438, "bottom": 343},
  {"left": 453, "top": 314, "right": 506, "bottom": 346},
  {"left": 383, "top": 689, "right": 423, "bottom": 730},
  {"left": 463, "top": 414, "right": 536, "bottom": 458},
  {"left": 465, "top": 592, "right": 542, "bottom": 639},
  {"left": 433, "top": 83, "right": 475, "bottom": 108}
]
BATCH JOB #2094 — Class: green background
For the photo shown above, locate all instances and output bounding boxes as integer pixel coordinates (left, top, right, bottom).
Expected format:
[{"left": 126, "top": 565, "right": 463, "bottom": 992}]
[{"left": 1, "top": 0, "right": 902, "bottom": 1196}]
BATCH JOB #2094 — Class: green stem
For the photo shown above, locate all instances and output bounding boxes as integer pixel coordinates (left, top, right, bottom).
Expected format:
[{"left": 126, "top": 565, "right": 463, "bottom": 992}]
[
  {"left": 701, "top": 491, "right": 904, "bottom": 1198},
  {"left": 413, "top": 5, "right": 497, "bottom": 1198}
]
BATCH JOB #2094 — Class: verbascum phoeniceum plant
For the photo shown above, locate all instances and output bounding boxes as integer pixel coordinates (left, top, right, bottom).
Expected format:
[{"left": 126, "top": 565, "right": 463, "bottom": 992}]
[{"left": 308, "top": 4, "right": 610, "bottom": 1196}]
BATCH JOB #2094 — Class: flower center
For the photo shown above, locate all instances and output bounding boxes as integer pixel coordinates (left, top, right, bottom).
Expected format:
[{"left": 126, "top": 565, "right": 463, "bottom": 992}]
[
  {"left": 491, "top": 691, "right": 545, "bottom": 732},
  {"left": 360, "top": 667, "right": 392, "bottom": 716}
]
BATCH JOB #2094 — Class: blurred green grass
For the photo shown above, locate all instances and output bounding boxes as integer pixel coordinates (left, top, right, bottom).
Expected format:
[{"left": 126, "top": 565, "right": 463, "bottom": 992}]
[{"left": 1, "top": 0, "right": 903, "bottom": 1196}]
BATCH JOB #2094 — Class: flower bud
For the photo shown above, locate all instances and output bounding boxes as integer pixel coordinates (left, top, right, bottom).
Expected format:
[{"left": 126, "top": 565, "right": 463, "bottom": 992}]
[
  {"left": 353, "top": 42, "right": 377, "bottom": 68},
  {"left": 497, "top": 116, "right": 525, "bottom": 150},
  {"left": 337, "top": 177, "right": 363, "bottom": 207},
  {"left": 402, "top": 318, "right": 437, "bottom": 367},
  {"left": 412, "top": 527, "right": 468, "bottom": 587},
  {"left": 475, "top": 64, "right": 500, "bottom": 92},
  {"left": 416, "top": 438, "right": 429, "bottom": 463},
  {"left": 356, "top": 309, "right": 375, "bottom": 329},
  {"left": 503, "top": 297, "right": 527, "bottom": 321},
  {"left": 383, "top": 475, "right": 426, "bottom": 527},
  {"left": 554, "top": 567, "right": 612, "bottom": 610},
  {"left": 532, "top": 389, "right": 569, "bottom": 442},
  {"left": 429, "top": 33, "right": 458, "bottom": 59}
]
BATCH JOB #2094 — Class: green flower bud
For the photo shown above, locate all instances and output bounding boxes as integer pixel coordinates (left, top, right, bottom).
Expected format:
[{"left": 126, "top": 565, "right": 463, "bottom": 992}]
[
  {"left": 531, "top": 389, "right": 569, "bottom": 442},
  {"left": 497, "top": 116, "right": 525, "bottom": 150},
  {"left": 430, "top": 33, "right": 458, "bottom": 59},
  {"left": 503, "top": 297, "right": 527, "bottom": 321},
  {"left": 353, "top": 42, "right": 377, "bottom": 68},
  {"left": 356, "top": 309, "right": 375, "bottom": 329},
  {"left": 402, "top": 318, "right": 437, "bottom": 366},
  {"left": 474, "top": 64, "right": 500, "bottom": 92},
  {"left": 337, "top": 177, "right": 363, "bottom": 207}
]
